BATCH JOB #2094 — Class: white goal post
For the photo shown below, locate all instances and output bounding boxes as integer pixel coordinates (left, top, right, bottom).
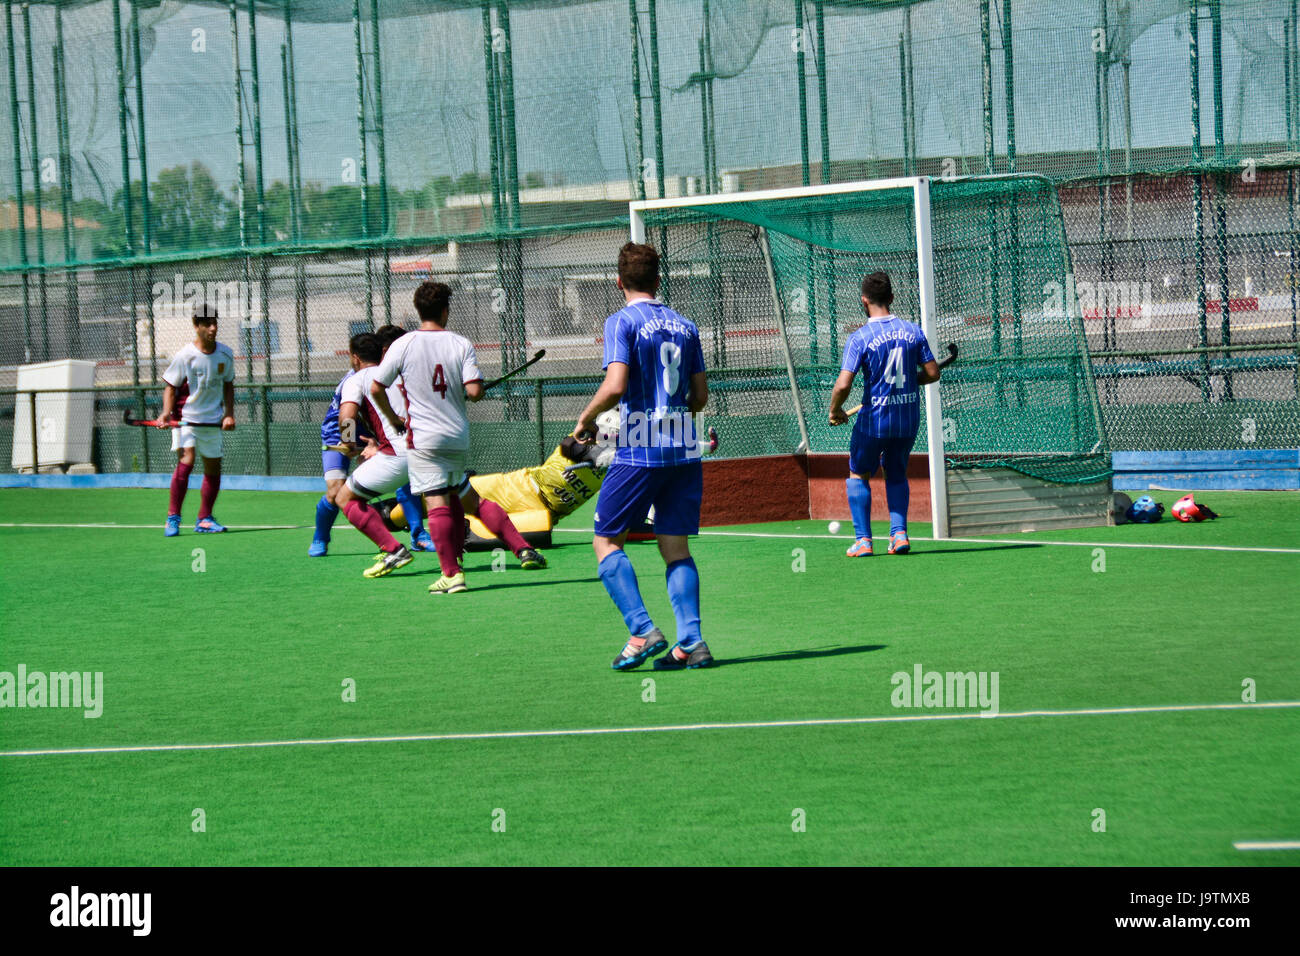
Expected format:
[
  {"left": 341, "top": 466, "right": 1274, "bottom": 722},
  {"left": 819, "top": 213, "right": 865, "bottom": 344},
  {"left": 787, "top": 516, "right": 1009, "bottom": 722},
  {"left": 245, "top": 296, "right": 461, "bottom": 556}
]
[{"left": 629, "top": 176, "right": 951, "bottom": 539}]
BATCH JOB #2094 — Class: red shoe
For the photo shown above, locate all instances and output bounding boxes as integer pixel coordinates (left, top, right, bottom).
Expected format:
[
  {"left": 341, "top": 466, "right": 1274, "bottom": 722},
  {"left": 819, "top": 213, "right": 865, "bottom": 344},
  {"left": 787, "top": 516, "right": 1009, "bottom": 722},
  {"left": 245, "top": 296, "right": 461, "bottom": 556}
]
[{"left": 888, "top": 531, "right": 910, "bottom": 554}]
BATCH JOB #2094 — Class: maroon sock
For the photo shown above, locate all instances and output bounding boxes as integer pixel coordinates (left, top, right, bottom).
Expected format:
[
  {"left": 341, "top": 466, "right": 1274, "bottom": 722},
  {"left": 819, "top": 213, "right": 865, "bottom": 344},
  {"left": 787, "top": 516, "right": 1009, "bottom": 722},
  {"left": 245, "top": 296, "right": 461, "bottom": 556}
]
[
  {"left": 476, "top": 499, "right": 529, "bottom": 554},
  {"left": 198, "top": 474, "right": 220, "bottom": 520},
  {"left": 427, "top": 506, "right": 462, "bottom": 577},
  {"left": 169, "top": 462, "right": 193, "bottom": 516},
  {"left": 449, "top": 495, "right": 467, "bottom": 559},
  {"left": 343, "top": 499, "right": 400, "bottom": 553}
]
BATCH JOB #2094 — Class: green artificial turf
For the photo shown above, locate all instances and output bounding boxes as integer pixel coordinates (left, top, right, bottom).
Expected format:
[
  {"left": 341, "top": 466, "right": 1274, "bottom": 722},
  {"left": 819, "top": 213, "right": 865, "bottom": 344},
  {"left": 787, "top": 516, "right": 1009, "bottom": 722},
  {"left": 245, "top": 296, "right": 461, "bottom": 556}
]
[{"left": 0, "top": 488, "right": 1296, "bottom": 865}]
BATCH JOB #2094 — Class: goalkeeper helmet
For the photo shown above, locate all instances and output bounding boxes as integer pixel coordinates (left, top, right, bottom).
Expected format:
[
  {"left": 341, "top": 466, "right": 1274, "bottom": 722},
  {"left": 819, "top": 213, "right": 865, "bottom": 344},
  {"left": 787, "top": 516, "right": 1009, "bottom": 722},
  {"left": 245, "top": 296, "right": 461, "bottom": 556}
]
[
  {"left": 1172, "top": 493, "right": 1218, "bottom": 522},
  {"left": 1125, "top": 495, "right": 1164, "bottom": 523},
  {"left": 595, "top": 409, "right": 621, "bottom": 446}
]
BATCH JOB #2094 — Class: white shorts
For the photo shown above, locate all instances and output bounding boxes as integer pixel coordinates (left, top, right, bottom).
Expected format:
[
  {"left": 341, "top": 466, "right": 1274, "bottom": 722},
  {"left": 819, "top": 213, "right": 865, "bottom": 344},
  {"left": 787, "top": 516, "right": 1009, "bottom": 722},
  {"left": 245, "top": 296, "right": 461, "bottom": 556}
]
[
  {"left": 346, "top": 452, "right": 409, "bottom": 500},
  {"left": 408, "top": 447, "right": 471, "bottom": 496},
  {"left": 171, "top": 423, "right": 223, "bottom": 459}
]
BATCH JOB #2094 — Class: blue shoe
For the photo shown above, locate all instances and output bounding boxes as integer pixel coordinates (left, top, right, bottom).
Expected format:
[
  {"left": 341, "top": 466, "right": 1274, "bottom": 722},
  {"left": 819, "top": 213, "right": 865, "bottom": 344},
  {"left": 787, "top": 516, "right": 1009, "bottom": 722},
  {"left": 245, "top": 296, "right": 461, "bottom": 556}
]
[
  {"left": 611, "top": 628, "right": 668, "bottom": 671},
  {"left": 411, "top": 529, "right": 436, "bottom": 552},
  {"left": 195, "top": 516, "right": 227, "bottom": 533},
  {"left": 309, "top": 538, "right": 328, "bottom": 557},
  {"left": 164, "top": 514, "right": 181, "bottom": 537}
]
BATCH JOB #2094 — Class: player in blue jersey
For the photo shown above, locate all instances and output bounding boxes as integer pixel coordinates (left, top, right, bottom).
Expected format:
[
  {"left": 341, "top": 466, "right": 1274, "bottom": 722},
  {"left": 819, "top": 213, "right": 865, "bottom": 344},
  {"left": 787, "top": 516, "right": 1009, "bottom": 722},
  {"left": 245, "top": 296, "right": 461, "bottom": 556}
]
[
  {"left": 309, "top": 331, "right": 431, "bottom": 557},
  {"left": 574, "top": 243, "right": 712, "bottom": 671},
  {"left": 828, "top": 271, "right": 941, "bottom": 556}
]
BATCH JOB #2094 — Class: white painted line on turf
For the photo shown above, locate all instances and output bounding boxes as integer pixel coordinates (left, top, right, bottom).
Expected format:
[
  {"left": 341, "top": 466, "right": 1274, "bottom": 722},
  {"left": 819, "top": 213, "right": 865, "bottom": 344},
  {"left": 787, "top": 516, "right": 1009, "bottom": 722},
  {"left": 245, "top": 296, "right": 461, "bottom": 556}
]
[
  {"left": 0, "top": 522, "right": 307, "bottom": 530},
  {"left": 2, "top": 700, "right": 1296, "bottom": 759},
  {"left": 552, "top": 528, "right": 1300, "bottom": 554},
  {"left": 1232, "top": 840, "right": 1300, "bottom": 851}
]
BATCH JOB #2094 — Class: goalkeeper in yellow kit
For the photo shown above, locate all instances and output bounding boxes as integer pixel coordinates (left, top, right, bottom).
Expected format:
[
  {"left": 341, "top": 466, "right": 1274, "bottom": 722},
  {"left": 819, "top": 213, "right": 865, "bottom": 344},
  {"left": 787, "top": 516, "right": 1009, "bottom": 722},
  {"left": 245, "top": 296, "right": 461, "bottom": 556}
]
[{"left": 378, "top": 412, "right": 716, "bottom": 544}]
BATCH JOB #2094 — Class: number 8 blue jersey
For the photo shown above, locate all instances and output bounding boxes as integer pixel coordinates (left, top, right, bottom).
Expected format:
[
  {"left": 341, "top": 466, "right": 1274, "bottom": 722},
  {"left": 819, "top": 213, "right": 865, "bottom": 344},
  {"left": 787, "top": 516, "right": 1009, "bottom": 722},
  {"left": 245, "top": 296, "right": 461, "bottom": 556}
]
[
  {"left": 840, "top": 315, "right": 936, "bottom": 439},
  {"left": 602, "top": 298, "right": 706, "bottom": 467}
]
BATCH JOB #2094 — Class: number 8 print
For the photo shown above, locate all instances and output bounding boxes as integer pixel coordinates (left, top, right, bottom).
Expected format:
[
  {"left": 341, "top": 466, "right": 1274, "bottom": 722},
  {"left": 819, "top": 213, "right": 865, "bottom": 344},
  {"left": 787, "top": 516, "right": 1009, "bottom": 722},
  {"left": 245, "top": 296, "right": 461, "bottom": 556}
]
[{"left": 660, "top": 341, "right": 682, "bottom": 395}]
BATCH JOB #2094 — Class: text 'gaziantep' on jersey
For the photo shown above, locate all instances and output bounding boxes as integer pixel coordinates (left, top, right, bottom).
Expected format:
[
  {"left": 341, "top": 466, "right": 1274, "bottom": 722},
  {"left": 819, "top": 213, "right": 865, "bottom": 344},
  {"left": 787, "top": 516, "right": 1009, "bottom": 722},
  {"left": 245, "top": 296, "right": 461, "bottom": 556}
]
[
  {"left": 602, "top": 299, "right": 706, "bottom": 468},
  {"left": 840, "top": 315, "right": 936, "bottom": 439},
  {"left": 373, "top": 328, "right": 483, "bottom": 452}
]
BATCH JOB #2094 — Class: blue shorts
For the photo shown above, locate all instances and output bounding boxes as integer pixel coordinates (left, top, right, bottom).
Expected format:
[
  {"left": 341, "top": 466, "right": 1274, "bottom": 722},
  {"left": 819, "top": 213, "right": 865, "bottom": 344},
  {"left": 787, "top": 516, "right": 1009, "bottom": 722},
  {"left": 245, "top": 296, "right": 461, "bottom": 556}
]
[
  {"left": 322, "top": 449, "right": 351, "bottom": 481},
  {"left": 594, "top": 461, "right": 703, "bottom": 537},
  {"left": 849, "top": 432, "right": 916, "bottom": 479}
]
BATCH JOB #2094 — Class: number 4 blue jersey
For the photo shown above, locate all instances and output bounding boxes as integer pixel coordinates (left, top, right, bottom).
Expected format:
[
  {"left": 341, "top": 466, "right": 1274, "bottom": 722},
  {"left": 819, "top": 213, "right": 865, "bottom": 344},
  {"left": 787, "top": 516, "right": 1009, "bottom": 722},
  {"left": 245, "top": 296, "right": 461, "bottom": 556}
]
[
  {"left": 841, "top": 315, "right": 936, "bottom": 439},
  {"left": 602, "top": 298, "right": 706, "bottom": 467}
]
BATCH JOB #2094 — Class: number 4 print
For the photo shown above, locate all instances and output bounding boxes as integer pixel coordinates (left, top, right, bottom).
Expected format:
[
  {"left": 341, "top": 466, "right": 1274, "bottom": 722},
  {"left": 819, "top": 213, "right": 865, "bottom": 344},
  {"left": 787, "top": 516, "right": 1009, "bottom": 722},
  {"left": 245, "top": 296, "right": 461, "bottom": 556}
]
[
  {"left": 882, "top": 346, "right": 905, "bottom": 388},
  {"left": 432, "top": 364, "right": 447, "bottom": 399}
]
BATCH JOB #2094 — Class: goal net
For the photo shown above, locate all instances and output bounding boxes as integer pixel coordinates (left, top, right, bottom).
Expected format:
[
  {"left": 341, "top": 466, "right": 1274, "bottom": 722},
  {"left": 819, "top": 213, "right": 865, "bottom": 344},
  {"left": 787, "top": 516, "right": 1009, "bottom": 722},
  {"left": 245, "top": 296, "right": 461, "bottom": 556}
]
[{"left": 631, "top": 175, "right": 1111, "bottom": 538}]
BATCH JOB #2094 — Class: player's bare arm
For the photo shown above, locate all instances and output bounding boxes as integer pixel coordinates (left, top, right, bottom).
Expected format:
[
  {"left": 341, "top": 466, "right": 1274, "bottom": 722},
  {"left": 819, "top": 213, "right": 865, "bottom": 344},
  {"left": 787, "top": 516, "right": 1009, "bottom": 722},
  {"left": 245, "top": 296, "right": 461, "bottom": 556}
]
[
  {"left": 687, "top": 370, "right": 709, "bottom": 413},
  {"left": 222, "top": 380, "right": 236, "bottom": 430},
  {"left": 369, "top": 379, "right": 404, "bottom": 434},
  {"left": 828, "top": 369, "right": 856, "bottom": 425},
  {"left": 465, "top": 381, "right": 485, "bottom": 403},
  {"left": 917, "top": 359, "right": 941, "bottom": 385},
  {"left": 158, "top": 382, "right": 177, "bottom": 428},
  {"left": 575, "top": 362, "right": 629, "bottom": 438}
]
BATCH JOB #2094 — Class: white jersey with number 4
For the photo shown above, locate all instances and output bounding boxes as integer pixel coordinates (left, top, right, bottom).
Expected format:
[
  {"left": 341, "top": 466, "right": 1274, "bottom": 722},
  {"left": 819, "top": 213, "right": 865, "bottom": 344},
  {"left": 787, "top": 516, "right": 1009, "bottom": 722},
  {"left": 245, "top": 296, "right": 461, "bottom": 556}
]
[
  {"left": 373, "top": 329, "right": 483, "bottom": 452},
  {"left": 162, "top": 342, "right": 235, "bottom": 424}
]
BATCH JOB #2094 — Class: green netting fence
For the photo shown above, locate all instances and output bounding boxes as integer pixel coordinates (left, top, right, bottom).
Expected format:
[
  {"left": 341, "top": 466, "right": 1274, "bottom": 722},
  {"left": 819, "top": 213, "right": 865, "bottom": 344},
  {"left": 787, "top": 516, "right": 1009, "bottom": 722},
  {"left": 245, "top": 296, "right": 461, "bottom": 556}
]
[{"left": 2, "top": 0, "right": 1298, "bottom": 278}]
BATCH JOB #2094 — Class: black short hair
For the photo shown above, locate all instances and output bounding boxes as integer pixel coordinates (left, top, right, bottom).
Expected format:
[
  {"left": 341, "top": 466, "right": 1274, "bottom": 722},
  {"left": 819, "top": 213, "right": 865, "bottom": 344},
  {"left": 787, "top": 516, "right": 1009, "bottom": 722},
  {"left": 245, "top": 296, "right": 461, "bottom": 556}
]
[
  {"left": 375, "top": 324, "right": 407, "bottom": 351},
  {"left": 414, "top": 281, "right": 452, "bottom": 323},
  {"left": 617, "top": 242, "right": 660, "bottom": 294},
  {"left": 861, "top": 271, "right": 893, "bottom": 307},
  {"left": 192, "top": 302, "right": 219, "bottom": 324},
  {"left": 349, "top": 332, "right": 382, "bottom": 364}
]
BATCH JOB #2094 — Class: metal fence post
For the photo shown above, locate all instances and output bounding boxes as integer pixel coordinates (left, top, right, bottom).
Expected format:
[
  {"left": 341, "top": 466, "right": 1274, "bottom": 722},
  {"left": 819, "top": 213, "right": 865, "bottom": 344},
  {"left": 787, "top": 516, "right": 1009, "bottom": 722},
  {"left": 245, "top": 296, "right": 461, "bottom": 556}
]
[
  {"left": 135, "top": 387, "right": 150, "bottom": 472},
  {"left": 535, "top": 377, "right": 545, "bottom": 464},
  {"left": 261, "top": 384, "right": 272, "bottom": 475},
  {"left": 29, "top": 390, "right": 38, "bottom": 473}
]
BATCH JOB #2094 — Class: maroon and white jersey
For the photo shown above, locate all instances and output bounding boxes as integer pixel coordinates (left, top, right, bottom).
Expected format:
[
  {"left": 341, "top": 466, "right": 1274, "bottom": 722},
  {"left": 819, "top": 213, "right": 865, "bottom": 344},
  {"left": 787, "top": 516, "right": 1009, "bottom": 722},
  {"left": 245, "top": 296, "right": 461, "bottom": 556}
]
[
  {"left": 373, "top": 328, "right": 482, "bottom": 452},
  {"left": 341, "top": 365, "right": 408, "bottom": 458},
  {"left": 162, "top": 342, "right": 234, "bottom": 423}
]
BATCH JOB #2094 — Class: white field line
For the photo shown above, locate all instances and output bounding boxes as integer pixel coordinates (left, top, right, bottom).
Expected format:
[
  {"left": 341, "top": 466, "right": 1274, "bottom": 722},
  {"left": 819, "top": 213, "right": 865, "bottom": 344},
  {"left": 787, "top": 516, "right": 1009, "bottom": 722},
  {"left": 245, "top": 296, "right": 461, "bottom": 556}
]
[
  {"left": 0, "top": 522, "right": 1293, "bottom": 554},
  {"left": 552, "top": 527, "right": 1300, "bottom": 555},
  {"left": 1232, "top": 840, "right": 1300, "bottom": 851},
  {"left": 6, "top": 522, "right": 1288, "bottom": 555},
  {"left": 2, "top": 700, "right": 1296, "bottom": 759},
  {"left": 0, "top": 522, "right": 306, "bottom": 530}
]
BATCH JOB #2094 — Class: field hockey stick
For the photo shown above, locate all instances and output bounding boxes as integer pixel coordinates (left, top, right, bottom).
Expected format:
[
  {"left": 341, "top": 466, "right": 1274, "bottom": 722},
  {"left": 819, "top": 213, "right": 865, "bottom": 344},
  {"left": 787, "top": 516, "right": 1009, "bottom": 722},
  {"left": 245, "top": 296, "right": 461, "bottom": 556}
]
[
  {"left": 832, "top": 343, "right": 959, "bottom": 425},
  {"left": 122, "top": 409, "right": 221, "bottom": 428},
  {"left": 483, "top": 349, "right": 546, "bottom": 391}
]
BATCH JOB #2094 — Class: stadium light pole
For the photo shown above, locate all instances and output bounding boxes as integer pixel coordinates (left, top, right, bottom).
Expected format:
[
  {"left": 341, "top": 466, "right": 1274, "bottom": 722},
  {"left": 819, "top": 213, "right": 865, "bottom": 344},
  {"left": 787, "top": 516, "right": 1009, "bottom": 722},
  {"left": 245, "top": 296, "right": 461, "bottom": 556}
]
[
  {"left": 629, "top": 0, "right": 645, "bottom": 202},
  {"left": 1210, "top": 0, "right": 1232, "bottom": 401},
  {"left": 1189, "top": 0, "right": 1210, "bottom": 403}
]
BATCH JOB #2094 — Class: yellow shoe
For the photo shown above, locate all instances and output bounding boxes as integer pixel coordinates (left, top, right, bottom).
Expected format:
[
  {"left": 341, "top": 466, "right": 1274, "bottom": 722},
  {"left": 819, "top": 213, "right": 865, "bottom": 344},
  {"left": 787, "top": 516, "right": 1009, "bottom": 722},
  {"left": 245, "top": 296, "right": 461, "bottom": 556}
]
[
  {"left": 428, "top": 570, "right": 467, "bottom": 594},
  {"left": 363, "top": 545, "right": 414, "bottom": 578}
]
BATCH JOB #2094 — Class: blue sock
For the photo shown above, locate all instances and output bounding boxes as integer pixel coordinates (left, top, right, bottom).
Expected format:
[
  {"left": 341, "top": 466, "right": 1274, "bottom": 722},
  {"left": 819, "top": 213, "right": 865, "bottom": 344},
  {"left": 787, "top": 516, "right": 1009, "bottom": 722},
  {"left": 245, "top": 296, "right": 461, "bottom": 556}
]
[
  {"left": 846, "top": 477, "right": 871, "bottom": 540},
  {"left": 597, "top": 550, "right": 655, "bottom": 638},
  {"left": 665, "top": 557, "right": 702, "bottom": 650},
  {"left": 395, "top": 484, "right": 425, "bottom": 539},
  {"left": 884, "top": 473, "right": 910, "bottom": 535},
  {"left": 314, "top": 495, "right": 339, "bottom": 542}
]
